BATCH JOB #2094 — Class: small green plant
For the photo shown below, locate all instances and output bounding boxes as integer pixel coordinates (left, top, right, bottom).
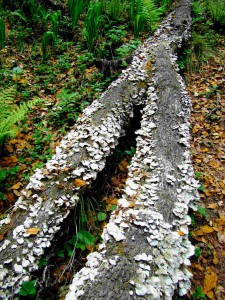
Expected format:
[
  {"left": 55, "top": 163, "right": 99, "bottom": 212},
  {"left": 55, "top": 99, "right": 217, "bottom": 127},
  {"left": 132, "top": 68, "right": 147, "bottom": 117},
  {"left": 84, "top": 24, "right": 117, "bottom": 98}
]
[
  {"left": 116, "top": 39, "right": 141, "bottom": 57},
  {"left": 18, "top": 280, "right": 37, "bottom": 297},
  {"left": 97, "top": 211, "right": 107, "bottom": 221},
  {"left": 0, "top": 17, "right": 5, "bottom": 49},
  {"left": 125, "top": 146, "right": 136, "bottom": 156},
  {"left": 192, "top": 285, "right": 206, "bottom": 299},
  {"left": 48, "top": 10, "right": 62, "bottom": 36},
  {"left": 195, "top": 247, "right": 201, "bottom": 258},
  {"left": 68, "top": 0, "right": 90, "bottom": 28},
  {"left": 197, "top": 207, "right": 209, "bottom": 218},
  {"left": 41, "top": 31, "right": 57, "bottom": 62},
  {"left": 195, "top": 171, "right": 203, "bottom": 179},
  {"left": 58, "top": 230, "right": 96, "bottom": 257},
  {"left": 83, "top": 1, "right": 103, "bottom": 51},
  {"left": 198, "top": 184, "right": 206, "bottom": 192}
]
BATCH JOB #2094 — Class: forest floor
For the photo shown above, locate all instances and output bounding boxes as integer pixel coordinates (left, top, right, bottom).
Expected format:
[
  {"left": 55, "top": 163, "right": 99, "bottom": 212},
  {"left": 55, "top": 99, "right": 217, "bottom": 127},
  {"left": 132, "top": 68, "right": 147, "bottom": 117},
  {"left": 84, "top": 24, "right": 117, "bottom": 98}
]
[
  {"left": 0, "top": 2, "right": 225, "bottom": 299},
  {"left": 185, "top": 35, "right": 225, "bottom": 299}
]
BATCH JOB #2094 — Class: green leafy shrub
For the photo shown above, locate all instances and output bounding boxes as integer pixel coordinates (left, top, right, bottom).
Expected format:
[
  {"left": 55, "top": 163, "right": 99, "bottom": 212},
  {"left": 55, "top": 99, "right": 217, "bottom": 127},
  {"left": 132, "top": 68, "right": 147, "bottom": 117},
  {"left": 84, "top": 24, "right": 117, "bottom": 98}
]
[
  {"left": 0, "top": 87, "right": 42, "bottom": 146},
  {"left": 83, "top": 1, "right": 103, "bottom": 51}
]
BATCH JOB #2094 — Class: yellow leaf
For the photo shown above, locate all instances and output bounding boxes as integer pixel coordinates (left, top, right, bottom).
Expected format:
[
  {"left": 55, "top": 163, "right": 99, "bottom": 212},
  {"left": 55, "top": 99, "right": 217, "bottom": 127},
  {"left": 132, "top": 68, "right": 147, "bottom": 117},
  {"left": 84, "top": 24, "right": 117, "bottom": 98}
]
[
  {"left": 213, "top": 251, "right": 219, "bottom": 265},
  {"left": 74, "top": 179, "right": 86, "bottom": 187},
  {"left": 192, "top": 263, "right": 204, "bottom": 271},
  {"left": 26, "top": 228, "right": 40, "bottom": 235},
  {"left": 194, "top": 225, "right": 214, "bottom": 236},
  {"left": 203, "top": 270, "right": 218, "bottom": 293},
  {"left": 206, "top": 290, "right": 214, "bottom": 298},
  {"left": 178, "top": 230, "right": 185, "bottom": 236},
  {"left": 103, "top": 197, "right": 118, "bottom": 205},
  {"left": 207, "top": 203, "right": 218, "bottom": 209},
  {"left": 9, "top": 182, "right": 23, "bottom": 190}
]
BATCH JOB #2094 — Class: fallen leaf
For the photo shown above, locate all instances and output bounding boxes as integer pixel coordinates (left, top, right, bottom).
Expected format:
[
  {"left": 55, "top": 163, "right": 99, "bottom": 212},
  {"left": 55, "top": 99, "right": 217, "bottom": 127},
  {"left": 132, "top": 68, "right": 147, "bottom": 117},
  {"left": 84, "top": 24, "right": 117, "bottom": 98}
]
[
  {"left": 194, "top": 225, "right": 214, "bottom": 236},
  {"left": 192, "top": 263, "right": 204, "bottom": 271},
  {"left": 74, "top": 179, "right": 86, "bottom": 187},
  {"left": 206, "top": 290, "right": 214, "bottom": 298},
  {"left": 207, "top": 203, "right": 218, "bottom": 209},
  {"left": 217, "top": 231, "right": 225, "bottom": 243},
  {"left": 215, "top": 285, "right": 225, "bottom": 300},
  {"left": 13, "top": 190, "right": 22, "bottom": 197},
  {"left": 213, "top": 251, "right": 219, "bottom": 265},
  {"left": 178, "top": 230, "right": 185, "bottom": 236},
  {"left": 9, "top": 182, "right": 23, "bottom": 190},
  {"left": 203, "top": 270, "right": 218, "bottom": 293},
  {"left": 26, "top": 228, "right": 40, "bottom": 235}
]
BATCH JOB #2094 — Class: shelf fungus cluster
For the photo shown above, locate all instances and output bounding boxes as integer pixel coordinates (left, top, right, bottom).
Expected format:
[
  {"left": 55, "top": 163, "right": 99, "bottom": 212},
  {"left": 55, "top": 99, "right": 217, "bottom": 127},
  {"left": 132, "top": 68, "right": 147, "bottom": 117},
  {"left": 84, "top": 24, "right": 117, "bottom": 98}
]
[{"left": 0, "top": 0, "right": 196, "bottom": 299}]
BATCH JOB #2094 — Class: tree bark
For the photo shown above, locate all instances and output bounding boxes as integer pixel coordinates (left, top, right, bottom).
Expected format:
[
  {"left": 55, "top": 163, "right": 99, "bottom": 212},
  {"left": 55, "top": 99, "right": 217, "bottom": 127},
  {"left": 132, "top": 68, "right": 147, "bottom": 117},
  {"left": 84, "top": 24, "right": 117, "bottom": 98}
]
[{"left": 0, "top": 1, "right": 197, "bottom": 299}]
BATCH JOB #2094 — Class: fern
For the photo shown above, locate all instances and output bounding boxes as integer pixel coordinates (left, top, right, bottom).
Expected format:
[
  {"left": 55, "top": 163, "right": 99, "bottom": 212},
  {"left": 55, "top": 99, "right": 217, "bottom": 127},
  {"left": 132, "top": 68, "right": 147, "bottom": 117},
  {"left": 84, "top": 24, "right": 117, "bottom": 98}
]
[
  {"left": 102, "top": 0, "right": 123, "bottom": 20},
  {"left": 132, "top": 0, "right": 163, "bottom": 37},
  {"left": 142, "top": 0, "right": 163, "bottom": 32},
  {"left": 0, "top": 87, "right": 42, "bottom": 145},
  {"left": 207, "top": 0, "right": 225, "bottom": 27}
]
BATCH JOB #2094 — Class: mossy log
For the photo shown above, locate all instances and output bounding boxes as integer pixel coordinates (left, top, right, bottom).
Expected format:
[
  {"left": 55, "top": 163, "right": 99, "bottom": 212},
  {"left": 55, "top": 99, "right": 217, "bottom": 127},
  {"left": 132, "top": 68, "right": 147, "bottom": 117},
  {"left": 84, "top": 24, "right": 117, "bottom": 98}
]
[{"left": 0, "top": 1, "right": 196, "bottom": 299}]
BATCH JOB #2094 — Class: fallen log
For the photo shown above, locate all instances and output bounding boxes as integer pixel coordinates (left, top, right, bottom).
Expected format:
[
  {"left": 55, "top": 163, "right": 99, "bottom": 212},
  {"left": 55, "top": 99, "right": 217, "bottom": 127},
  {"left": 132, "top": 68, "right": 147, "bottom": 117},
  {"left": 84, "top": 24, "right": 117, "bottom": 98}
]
[
  {"left": 66, "top": 1, "right": 200, "bottom": 299},
  {"left": 0, "top": 0, "right": 197, "bottom": 298}
]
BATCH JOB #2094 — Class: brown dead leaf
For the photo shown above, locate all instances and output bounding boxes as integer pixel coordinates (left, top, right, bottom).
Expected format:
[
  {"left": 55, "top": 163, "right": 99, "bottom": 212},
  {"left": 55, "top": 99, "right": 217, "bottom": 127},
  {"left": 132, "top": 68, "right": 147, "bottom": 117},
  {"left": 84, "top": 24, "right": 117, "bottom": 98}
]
[
  {"left": 192, "top": 263, "right": 204, "bottom": 271},
  {"left": 13, "top": 190, "right": 22, "bottom": 197},
  {"left": 203, "top": 270, "right": 218, "bottom": 293},
  {"left": 217, "top": 231, "right": 225, "bottom": 244},
  {"left": 26, "top": 228, "right": 40, "bottom": 235},
  {"left": 215, "top": 285, "right": 225, "bottom": 300},
  {"left": 0, "top": 233, "right": 5, "bottom": 241},
  {"left": 74, "top": 179, "right": 86, "bottom": 187},
  {"left": 194, "top": 225, "right": 214, "bottom": 236},
  {"left": 103, "top": 197, "right": 118, "bottom": 205}
]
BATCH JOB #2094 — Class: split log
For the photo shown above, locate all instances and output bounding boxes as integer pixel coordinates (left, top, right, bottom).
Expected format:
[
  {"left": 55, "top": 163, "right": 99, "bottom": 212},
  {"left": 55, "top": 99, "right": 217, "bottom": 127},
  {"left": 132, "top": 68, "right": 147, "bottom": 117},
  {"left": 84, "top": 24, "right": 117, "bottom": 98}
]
[
  {"left": 0, "top": 0, "right": 197, "bottom": 299},
  {"left": 66, "top": 1, "right": 200, "bottom": 299}
]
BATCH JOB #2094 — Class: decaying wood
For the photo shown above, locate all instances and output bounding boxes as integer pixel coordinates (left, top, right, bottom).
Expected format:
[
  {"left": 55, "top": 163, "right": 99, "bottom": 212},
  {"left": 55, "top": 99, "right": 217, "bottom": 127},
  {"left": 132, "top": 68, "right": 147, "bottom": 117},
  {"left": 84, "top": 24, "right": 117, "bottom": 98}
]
[{"left": 0, "top": 0, "right": 198, "bottom": 299}]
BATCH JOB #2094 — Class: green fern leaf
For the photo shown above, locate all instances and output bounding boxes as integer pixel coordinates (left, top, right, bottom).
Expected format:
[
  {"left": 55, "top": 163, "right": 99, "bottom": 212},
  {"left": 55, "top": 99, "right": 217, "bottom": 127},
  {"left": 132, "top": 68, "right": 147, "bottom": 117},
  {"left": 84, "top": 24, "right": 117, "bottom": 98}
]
[{"left": 0, "top": 87, "right": 43, "bottom": 145}]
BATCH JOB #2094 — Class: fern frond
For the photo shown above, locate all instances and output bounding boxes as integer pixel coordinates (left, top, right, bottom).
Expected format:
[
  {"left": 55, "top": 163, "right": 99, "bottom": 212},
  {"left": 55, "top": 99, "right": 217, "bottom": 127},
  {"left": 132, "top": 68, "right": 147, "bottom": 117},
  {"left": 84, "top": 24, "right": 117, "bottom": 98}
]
[
  {"left": 143, "top": 0, "right": 162, "bottom": 32},
  {"left": 0, "top": 87, "right": 43, "bottom": 145},
  {"left": 0, "top": 87, "right": 17, "bottom": 119}
]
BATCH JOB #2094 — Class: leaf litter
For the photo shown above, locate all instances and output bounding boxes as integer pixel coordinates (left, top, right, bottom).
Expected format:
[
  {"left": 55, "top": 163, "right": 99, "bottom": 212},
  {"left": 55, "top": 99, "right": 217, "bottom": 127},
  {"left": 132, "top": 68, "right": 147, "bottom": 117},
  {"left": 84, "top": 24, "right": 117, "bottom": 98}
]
[{"left": 187, "top": 34, "right": 225, "bottom": 299}]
